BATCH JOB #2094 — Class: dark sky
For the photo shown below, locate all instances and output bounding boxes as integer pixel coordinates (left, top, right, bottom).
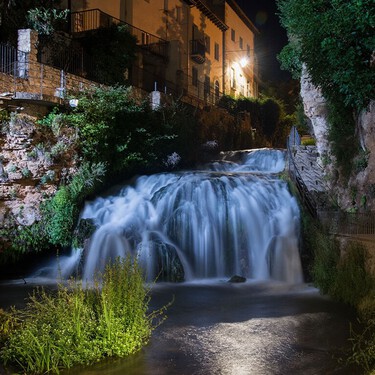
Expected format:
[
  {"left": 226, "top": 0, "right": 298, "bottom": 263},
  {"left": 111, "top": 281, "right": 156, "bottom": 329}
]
[{"left": 235, "top": 0, "right": 291, "bottom": 83}]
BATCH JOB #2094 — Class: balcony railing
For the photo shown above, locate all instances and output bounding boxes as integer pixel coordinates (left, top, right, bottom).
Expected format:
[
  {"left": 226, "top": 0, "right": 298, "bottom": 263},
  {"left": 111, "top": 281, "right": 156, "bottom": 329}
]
[
  {"left": 190, "top": 40, "right": 206, "bottom": 64},
  {"left": 130, "top": 66, "right": 223, "bottom": 106},
  {"left": 71, "top": 9, "right": 168, "bottom": 60},
  {"left": 0, "top": 43, "right": 29, "bottom": 79}
]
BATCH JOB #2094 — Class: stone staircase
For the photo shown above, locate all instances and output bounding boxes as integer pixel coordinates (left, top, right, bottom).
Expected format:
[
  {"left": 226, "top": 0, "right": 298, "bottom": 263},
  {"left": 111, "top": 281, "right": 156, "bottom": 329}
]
[{"left": 292, "top": 145, "right": 326, "bottom": 194}]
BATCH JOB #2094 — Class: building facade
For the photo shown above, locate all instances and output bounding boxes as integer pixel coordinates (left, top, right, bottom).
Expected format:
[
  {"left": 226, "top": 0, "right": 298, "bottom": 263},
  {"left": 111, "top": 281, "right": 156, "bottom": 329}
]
[{"left": 63, "top": 0, "right": 258, "bottom": 105}]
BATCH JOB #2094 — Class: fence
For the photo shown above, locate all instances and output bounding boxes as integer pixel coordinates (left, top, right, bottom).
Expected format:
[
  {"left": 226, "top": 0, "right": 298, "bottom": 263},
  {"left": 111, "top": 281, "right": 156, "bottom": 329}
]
[
  {"left": 318, "top": 211, "right": 375, "bottom": 236},
  {"left": 0, "top": 43, "right": 29, "bottom": 79}
]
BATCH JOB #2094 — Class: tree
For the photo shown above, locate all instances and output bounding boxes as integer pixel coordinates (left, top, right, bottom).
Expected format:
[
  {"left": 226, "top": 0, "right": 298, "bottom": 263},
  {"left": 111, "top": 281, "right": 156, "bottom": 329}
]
[
  {"left": 0, "top": 0, "right": 66, "bottom": 44},
  {"left": 277, "top": 0, "right": 375, "bottom": 112},
  {"left": 81, "top": 24, "right": 137, "bottom": 85}
]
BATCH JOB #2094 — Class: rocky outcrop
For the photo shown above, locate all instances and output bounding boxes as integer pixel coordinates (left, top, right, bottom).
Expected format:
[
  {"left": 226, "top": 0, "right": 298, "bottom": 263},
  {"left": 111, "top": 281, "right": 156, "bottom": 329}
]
[
  {"left": 300, "top": 65, "right": 375, "bottom": 211},
  {"left": 354, "top": 100, "right": 375, "bottom": 210},
  {"left": 300, "top": 65, "right": 331, "bottom": 165},
  {"left": 0, "top": 108, "right": 77, "bottom": 233}
]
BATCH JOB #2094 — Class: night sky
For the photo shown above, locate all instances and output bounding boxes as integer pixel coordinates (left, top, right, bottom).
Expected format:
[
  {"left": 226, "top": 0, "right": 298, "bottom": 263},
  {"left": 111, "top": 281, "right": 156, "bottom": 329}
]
[{"left": 235, "top": 0, "right": 291, "bottom": 83}]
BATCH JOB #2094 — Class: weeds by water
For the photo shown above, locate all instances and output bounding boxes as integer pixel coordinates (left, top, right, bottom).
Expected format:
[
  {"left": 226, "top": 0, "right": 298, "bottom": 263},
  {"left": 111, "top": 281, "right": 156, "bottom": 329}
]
[
  {"left": 301, "top": 212, "right": 375, "bottom": 373},
  {"left": 0, "top": 257, "right": 167, "bottom": 374}
]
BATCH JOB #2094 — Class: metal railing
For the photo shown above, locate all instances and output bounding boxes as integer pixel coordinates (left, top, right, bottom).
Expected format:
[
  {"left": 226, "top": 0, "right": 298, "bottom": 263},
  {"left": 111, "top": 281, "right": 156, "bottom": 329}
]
[
  {"left": 70, "top": 9, "right": 168, "bottom": 59},
  {"left": 0, "top": 43, "right": 29, "bottom": 79},
  {"left": 318, "top": 211, "right": 375, "bottom": 236},
  {"left": 190, "top": 39, "right": 206, "bottom": 64},
  {"left": 130, "top": 65, "right": 223, "bottom": 106},
  {"left": 38, "top": 42, "right": 96, "bottom": 79}
]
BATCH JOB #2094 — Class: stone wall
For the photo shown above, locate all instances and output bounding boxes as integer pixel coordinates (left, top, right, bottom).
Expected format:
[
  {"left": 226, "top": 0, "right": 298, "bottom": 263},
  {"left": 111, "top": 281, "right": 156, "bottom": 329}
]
[
  {"left": 0, "top": 29, "right": 98, "bottom": 104},
  {"left": 0, "top": 110, "right": 78, "bottom": 235}
]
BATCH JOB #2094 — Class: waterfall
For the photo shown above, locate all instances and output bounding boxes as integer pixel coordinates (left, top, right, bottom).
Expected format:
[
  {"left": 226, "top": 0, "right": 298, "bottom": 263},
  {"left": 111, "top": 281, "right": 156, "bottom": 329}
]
[{"left": 36, "top": 148, "right": 303, "bottom": 284}]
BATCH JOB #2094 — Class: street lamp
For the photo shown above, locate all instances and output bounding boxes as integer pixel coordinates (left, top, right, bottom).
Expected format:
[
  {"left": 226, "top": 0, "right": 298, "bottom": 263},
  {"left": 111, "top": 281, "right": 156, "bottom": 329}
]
[{"left": 239, "top": 57, "right": 249, "bottom": 68}]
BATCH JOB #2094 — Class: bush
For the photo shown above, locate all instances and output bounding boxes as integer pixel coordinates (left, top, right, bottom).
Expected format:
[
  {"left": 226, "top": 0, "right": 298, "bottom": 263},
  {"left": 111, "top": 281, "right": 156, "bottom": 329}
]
[
  {"left": 0, "top": 257, "right": 165, "bottom": 374},
  {"left": 301, "top": 137, "right": 316, "bottom": 146},
  {"left": 330, "top": 242, "right": 373, "bottom": 307},
  {"left": 42, "top": 162, "right": 106, "bottom": 247},
  {"left": 217, "top": 95, "right": 287, "bottom": 147}
]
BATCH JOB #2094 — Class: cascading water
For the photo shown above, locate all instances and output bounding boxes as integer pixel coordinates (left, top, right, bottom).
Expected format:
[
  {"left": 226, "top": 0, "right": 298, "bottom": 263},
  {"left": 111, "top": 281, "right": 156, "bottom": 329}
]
[{"left": 37, "top": 148, "right": 303, "bottom": 284}]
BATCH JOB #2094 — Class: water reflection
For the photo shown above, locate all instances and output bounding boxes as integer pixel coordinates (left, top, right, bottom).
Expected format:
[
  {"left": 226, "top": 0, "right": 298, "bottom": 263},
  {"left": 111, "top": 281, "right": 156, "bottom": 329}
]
[{"left": 56, "top": 281, "right": 358, "bottom": 375}]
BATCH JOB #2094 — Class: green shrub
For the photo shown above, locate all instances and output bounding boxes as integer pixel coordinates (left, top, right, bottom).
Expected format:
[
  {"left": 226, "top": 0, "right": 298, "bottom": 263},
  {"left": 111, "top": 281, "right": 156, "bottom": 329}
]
[
  {"left": 0, "top": 257, "right": 164, "bottom": 374},
  {"left": 327, "top": 99, "right": 357, "bottom": 178},
  {"left": 42, "top": 162, "right": 106, "bottom": 247},
  {"left": 21, "top": 167, "right": 32, "bottom": 178},
  {"left": 347, "top": 319, "right": 375, "bottom": 374},
  {"left": 301, "top": 137, "right": 316, "bottom": 146},
  {"left": 310, "top": 230, "right": 340, "bottom": 295},
  {"left": 330, "top": 242, "right": 373, "bottom": 307}
]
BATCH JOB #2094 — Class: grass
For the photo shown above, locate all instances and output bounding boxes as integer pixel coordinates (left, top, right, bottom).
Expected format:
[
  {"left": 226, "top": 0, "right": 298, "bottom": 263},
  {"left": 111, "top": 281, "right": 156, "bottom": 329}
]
[{"left": 0, "top": 257, "right": 168, "bottom": 374}]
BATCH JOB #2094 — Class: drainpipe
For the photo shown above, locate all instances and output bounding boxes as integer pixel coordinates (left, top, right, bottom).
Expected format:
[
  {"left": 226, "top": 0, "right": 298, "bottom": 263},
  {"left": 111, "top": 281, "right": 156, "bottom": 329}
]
[
  {"left": 67, "top": 0, "right": 72, "bottom": 32},
  {"left": 222, "top": 29, "right": 226, "bottom": 94}
]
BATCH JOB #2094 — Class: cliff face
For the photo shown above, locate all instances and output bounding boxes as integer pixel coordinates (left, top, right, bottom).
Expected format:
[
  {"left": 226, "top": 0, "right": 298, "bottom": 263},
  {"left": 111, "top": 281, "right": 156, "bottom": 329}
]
[
  {"left": 300, "top": 66, "right": 331, "bottom": 165},
  {"left": 300, "top": 67, "right": 375, "bottom": 211},
  {"left": 0, "top": 106, "right": 77, "bottom": 242}
]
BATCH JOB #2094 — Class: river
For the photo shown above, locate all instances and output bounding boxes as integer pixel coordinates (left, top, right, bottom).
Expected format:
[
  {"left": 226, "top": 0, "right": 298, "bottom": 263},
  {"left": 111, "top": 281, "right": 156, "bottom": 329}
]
[{"left": 0, "top": 149, "right": 361, "bottom": 374}]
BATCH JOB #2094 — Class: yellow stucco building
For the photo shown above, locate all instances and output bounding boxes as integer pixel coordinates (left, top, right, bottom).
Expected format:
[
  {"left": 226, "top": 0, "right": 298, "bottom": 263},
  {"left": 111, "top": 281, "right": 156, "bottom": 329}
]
[{"left": 63, "top": 0, "right": 258, "bottom": 105}]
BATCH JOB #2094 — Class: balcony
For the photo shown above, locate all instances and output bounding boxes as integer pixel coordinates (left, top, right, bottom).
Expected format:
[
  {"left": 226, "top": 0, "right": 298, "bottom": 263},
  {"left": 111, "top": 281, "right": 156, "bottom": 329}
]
[
  {"left": 190, "top": 40, "right": 206, "bottom": 64},
  {"left": 70, "top": 9, "right": 169, "bottom": 60}
]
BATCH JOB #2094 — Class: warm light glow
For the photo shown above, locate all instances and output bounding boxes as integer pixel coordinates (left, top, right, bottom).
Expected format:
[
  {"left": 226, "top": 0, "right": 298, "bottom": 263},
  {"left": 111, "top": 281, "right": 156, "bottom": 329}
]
[{"left": 240, "top": 57, "right": 248, "bottom": 68}]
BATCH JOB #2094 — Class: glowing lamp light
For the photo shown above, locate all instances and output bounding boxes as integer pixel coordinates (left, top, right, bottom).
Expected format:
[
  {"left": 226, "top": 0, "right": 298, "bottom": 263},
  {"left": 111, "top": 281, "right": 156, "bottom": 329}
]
[{"left": 240, "top": 57, "right": 249, "bottom": 68}]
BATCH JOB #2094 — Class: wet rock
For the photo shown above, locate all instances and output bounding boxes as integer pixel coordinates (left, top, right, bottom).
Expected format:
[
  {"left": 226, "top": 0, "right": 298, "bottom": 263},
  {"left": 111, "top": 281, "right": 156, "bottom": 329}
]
[{"left": 228, "top": 275, "right": 246, "bottom": 283}]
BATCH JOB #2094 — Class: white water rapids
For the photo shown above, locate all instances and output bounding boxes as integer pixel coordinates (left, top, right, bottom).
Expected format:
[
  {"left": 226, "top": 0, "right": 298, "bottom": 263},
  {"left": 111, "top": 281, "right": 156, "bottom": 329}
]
[{"left": 35, "top": 148, "right": 303, "bottom": 284}]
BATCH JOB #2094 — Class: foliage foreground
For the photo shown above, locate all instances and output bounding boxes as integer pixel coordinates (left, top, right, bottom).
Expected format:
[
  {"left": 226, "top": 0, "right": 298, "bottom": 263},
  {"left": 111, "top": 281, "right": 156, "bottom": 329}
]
[
  {"left": 0, "top": 257, "right": 168, "bottom": 374},
  {"left": 302, "top": 213, "right": 375, "bottom": 374}
]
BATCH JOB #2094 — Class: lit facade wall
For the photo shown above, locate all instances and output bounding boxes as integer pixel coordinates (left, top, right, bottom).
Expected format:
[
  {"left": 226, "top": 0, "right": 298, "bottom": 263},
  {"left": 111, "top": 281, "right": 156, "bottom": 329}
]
[
  {"left": 62, "top": 0, "right": 257, "bottom": 102},
  {"left": 224, "top": 2, "right": 256, "bottom": 98}
]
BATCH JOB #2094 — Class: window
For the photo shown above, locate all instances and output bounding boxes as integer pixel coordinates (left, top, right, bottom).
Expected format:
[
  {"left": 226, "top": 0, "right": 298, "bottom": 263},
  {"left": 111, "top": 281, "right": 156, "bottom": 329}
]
[
  {"left": 247, "top": 44, "right": 251, "bottom": 57},
  {"left": 230, "top": 67, "right": 236, "bottom": 89},
  {"left": 142, "top": 32, "right": 150, "bottom": 45},
  {"left": 204, "top": 75, "right": 210, "bottom": 98},
  {"left": 214, "top": 42, "right": 220, "bottom": 61},
  {"left": 204, "top": 34, "right": 211, "bottom": 54},
  {"left": 164, "top": 0, "right": 168, "bottom": 11},
  {"left": 176, "top": 6, "right": 182, "bottom": 22},
  {"left": 192, "top": 67, "right": 198, "bottom": 87},
  {"left": 240, "top": 74, "right": 245, "bottom": 96},
  {"left": 215, "top": 80, "right": 220, "bottom": 103},
  {"left": 239, "top": 37, "right": 243, "bottom": 50},
  {"left": 193, "top": 24, "right": 200, "bottom": 40},
  {"left": 231, "top": 28, "right": 235, "bottom": 42}
]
